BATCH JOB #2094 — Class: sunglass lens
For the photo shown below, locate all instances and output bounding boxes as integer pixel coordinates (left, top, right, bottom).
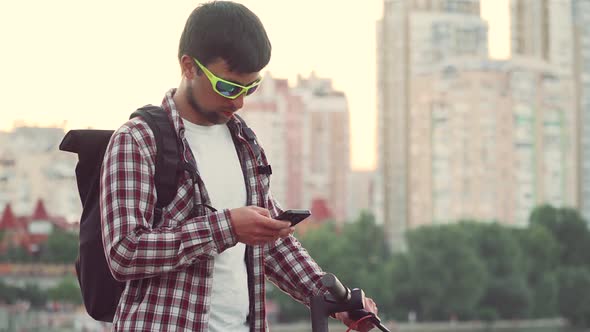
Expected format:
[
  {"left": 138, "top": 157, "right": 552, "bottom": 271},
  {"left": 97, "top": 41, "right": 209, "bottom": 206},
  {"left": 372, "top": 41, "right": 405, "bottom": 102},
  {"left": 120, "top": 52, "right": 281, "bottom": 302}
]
[
  {"left": 216, "top": 81, "right": 241, "bottom": 97},
  {"left": 245, "top": 85, "right": 258, "bottom": 96}
]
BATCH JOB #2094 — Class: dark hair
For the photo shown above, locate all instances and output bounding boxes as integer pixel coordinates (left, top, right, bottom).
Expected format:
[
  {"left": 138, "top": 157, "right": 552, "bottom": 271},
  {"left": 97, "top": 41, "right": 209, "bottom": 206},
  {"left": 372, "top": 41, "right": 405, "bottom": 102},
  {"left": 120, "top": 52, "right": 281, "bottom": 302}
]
[{"left": 178, "top": 1, "right": 272, "bottom": 73}]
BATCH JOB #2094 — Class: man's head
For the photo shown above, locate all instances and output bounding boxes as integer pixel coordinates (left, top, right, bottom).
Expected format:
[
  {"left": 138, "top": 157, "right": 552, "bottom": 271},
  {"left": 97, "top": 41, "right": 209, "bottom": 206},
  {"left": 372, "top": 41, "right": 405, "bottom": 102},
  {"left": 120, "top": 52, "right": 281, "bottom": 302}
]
[{"left": 176, "top": 1, "right": 271, "bottom": 125}]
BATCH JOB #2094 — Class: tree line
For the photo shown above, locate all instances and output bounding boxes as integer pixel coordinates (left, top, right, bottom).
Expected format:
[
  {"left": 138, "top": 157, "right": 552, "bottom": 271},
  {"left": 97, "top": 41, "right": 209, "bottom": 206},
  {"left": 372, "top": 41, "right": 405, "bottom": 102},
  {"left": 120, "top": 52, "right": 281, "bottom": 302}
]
[
  {"left": 269, "top": 205, "right": 590, "bottom": 327},
  {"left": 0, "top": 229, "right": 81, "bottom": 306},
  {"left": 2, "top": 205, "right": 589, "bottom": 326},
  {"left": 0, "top": 277, "right": 82, "bottom": 307},
  {"left": 0, "top": 228, "right": 78, "bottom": 263}
]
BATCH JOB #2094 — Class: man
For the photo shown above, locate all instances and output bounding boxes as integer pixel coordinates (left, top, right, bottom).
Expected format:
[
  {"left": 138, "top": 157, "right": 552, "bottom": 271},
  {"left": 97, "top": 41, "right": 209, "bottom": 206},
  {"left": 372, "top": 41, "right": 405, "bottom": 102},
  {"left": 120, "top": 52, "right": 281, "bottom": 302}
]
[{"left": 100, "top": 1, "right": 377, "bottom": 331}]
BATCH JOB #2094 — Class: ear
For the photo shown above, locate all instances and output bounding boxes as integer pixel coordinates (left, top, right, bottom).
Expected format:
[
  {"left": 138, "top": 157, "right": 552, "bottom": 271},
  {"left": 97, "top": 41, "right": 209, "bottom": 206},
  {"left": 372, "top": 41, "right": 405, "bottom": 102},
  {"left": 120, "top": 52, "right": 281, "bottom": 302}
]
[{"left": 180, "top": 55, "right": 197, "bottom": 80}]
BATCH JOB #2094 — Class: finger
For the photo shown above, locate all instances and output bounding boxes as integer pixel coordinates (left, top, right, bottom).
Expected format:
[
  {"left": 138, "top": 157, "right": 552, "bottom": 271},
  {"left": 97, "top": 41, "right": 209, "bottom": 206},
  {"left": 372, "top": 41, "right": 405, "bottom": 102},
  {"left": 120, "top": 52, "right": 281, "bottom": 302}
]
[
  {"left": 259, "top": 217, "right": 291, "bottom": 230},
  {"left": 249, "top": 234, "right": 280, "bottom": 245},
  {"left": 369, "top": 298, "right": 379, "bottom": 315},
  {"left": 278, "top": 227, "right": 295, "bottom": 238},
  {"left": 359, "top": 321, "right": 375, "bottom": 332},
  {"left": 335, "top": 312, "right": 354, "bottom": 327},
  {"left": 334, "top": 312, "right": 348, "bottom": 323},
  {"left": 365, "top": 298, "right": 378, "bottom": 314},
  {"left": 251, "top": 225, "right": 284, "bottom": 238},
  {"left": 249, "top": 206, "right": 270, "bottom": 217}
]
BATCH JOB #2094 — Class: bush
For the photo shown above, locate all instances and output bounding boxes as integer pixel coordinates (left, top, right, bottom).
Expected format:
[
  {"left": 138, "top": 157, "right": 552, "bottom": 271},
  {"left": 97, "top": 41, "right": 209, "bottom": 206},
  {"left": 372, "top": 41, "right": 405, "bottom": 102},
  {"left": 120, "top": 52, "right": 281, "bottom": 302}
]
[
  {"left": 476, "top": 307, "right": 498, "bottom": 323},
  {"left": 558, "top": 268, "right": 590, "bottom": 327}
]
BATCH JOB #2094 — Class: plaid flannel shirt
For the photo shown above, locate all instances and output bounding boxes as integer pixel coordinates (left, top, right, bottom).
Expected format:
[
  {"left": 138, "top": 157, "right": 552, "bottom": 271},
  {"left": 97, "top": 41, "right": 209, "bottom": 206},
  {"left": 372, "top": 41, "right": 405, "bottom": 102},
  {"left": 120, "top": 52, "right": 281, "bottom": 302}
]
[{"left": 100, "top": 89, "right": 328, "bottom": 331}]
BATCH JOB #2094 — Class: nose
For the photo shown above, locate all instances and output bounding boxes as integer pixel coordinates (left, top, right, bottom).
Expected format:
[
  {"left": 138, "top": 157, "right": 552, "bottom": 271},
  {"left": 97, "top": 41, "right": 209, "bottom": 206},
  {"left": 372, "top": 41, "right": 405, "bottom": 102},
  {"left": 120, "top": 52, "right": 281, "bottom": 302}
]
[{"left": 231, "top": 94, "right": 245, "bottom": 110}]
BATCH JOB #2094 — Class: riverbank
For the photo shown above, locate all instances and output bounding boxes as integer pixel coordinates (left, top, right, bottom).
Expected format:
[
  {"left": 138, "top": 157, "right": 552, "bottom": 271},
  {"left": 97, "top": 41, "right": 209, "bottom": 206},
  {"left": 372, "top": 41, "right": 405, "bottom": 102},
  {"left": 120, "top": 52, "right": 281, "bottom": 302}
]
[{"left": 271, "top": 318, "right": 571, "bottom": 332}]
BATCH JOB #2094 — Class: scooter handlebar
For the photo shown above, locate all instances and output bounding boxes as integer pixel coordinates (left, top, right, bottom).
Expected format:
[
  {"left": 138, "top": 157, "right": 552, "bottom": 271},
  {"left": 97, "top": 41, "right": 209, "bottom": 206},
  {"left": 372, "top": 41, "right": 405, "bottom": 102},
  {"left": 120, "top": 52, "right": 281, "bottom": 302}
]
[{"left": 321, "top": 273, "right": 350, "bottom": 303}]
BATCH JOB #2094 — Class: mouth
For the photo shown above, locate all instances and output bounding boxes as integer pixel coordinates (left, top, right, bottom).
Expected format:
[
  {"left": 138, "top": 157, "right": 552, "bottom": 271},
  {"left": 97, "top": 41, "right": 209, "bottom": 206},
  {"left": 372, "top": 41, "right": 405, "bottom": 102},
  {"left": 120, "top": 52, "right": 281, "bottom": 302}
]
[{"left": 221, "top": 110, "right": 236, "bottom": 118}]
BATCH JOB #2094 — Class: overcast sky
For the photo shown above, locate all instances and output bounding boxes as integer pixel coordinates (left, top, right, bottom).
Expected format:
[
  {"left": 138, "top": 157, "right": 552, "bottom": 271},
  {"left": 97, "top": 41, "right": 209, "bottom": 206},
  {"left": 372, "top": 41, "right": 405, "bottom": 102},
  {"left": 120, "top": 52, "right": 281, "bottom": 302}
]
[{"left": 0, "top": 0, "right": 509, "bottom": 170}]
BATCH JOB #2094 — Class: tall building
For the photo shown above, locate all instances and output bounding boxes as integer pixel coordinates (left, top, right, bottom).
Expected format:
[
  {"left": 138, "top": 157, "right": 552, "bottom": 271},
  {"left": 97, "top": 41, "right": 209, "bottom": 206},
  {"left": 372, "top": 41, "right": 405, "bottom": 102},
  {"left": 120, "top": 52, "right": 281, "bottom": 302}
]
[
  {"left": 239, "top": 74, "right": 305, "bottom": 210},
  {"left": 0, "top": 126, "right": 80, "bottom": 222},
  {"left": 241, "top": 73, "right": 351, "bottom": 222},
  {"left": 510, "top": 0, "right": 581, "bottom": 220},
  {"left": 411, "top": 57, "right": 575, "bottom": 227},
  {"left": 510, "top": 0, "right": 574, "bottom": 74},
  {"left": 295, "top": 73, "right": 351, "bottom": 223},
  {"left": 348, "top": 170, "right": 375, "bottom": 221},
  {"left": 376, "top": 0, "right": 488, "bottom": 251},
  {"left": 573, "top": 0, "right": 590, "bottom": 222}
]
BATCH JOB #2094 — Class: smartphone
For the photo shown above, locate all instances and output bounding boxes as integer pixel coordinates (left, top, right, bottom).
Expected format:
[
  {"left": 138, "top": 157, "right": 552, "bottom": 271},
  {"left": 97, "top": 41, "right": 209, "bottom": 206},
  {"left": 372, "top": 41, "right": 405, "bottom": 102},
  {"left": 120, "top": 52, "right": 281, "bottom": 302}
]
[{"left": 276, "top": 209, "right": 311, "bottom": 226}]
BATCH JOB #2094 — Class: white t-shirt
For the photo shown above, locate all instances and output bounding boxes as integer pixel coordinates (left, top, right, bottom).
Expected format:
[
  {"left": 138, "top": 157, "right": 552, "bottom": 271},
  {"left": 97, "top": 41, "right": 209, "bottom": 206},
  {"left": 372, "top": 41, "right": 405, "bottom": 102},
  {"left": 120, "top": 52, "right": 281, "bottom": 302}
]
[{"left": 183, "top": 120, "right": 249, "bottom": 332}]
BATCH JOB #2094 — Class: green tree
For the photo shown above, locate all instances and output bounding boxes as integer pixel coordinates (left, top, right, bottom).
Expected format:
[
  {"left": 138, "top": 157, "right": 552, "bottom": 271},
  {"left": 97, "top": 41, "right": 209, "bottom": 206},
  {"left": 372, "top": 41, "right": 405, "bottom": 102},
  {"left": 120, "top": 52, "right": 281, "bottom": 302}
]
[
  {"left": 529, "top": 205, "right": 559, "bottom": 229},
  {"left": 530, "top": 205, "right": 590, "bottom": 267},
  {"left": 328, "top": 213, "right": 390, "bottom": 296},
  {"left": 514, "top": 226, "right": 559, "bottom": 283},
  {"left": 558, "top": 267, "right": 590, "bottom": 327},
  {"left": 465, "top": 222, "right": 531, "bottom": 318},
  {"left": 513, "top": 226, "right": 560, "bottom": 317},
  {"left": 388, "top": 253, "right": 418, "bottom": 321},
  {"left": 467, "top": 222, "right": 526, "bottom": 276},
  {"left": 529, "top": 272, "right": 559, "bottom": 318},
  {"left": 478, "top": 276, "right": 532, "bottom": 319},
  {"left": 0, "top": 246, "right": 33, "bottom": 263},
  {"left": 19, "top": 283, "right": 47, "bottom": 308},
  {"left": 47, "top": 277, "right": 82, "bottom": 304},
  {"left": 402, "top": 224, "right": 487, "bottom": 321},
  {"left": 39, "top": 229, "right": 78, "bottom": 263},
  {"left": 0, "top": 280, "right": 20, "bottom": 304}
]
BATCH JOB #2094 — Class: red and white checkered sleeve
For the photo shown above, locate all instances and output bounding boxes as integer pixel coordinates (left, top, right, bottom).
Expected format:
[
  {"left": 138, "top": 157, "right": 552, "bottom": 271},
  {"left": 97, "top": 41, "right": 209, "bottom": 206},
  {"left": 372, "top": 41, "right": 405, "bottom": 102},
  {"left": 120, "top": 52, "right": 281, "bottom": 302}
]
[
  {"left": 263, "top": 195, "right": 328, "bottom": 306},
  {"left": 100, "top": 125, "right": 237, "bottom": 281}
]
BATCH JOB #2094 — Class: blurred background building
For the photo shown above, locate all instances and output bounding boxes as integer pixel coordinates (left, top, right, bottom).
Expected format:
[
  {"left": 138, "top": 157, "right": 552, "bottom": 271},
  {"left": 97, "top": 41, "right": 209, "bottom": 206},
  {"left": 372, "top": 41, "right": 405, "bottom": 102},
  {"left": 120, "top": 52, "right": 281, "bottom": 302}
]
[
  {"left": 376, "top": 0, "right": 584, "bottom": 251},
  {"left": 0, "top": 125, "right": 80, "bottom": 223},
  {"left": 572, "top": 0, "right": 590, "bottom": 223},
  {"left": 411, "top": 57, "right": 574, "bottom": 228},
  {"left": 242, "top": 72, "right": 352, "bottom": 224},
  {"left": 376, "top": 0, "right": 489, "bottom": 251},
  {"left": 0, "top": 72, "right": 358, "bottom": 236}
]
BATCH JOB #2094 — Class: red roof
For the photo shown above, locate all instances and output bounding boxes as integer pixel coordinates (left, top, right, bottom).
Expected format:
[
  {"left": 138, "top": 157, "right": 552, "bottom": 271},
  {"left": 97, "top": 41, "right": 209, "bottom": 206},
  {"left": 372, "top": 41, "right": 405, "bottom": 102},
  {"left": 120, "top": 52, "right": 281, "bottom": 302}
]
[
  {"left": 0, "top": 204, "right": 24, "bottom": 230},
  {"left": 32, "top": 199, "right": 49, "bottom": 220},
  {"left": 50, "top": 216, "right": 71, "bottom": 231},
  {"left": 0, "top": 200, "right": 78, "bottom": 255}
]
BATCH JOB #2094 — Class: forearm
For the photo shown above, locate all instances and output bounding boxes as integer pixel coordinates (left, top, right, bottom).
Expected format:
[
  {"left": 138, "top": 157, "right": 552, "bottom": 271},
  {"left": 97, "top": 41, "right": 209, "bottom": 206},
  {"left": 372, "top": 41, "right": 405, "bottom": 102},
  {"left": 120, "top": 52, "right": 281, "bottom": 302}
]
[
  {"left": 103, "top": 209, "right": 235, "bottom": 281},
  {"left": 264, "top": 236, "right": 327, "bottom": 306}
]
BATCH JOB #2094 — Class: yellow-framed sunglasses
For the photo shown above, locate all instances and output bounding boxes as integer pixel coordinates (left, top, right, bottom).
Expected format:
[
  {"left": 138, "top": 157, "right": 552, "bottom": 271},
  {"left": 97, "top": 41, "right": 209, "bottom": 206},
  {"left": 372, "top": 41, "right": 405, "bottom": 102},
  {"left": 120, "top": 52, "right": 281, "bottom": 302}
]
[{"left": 193, "top": 57, "right": 262, "bottom": 99}]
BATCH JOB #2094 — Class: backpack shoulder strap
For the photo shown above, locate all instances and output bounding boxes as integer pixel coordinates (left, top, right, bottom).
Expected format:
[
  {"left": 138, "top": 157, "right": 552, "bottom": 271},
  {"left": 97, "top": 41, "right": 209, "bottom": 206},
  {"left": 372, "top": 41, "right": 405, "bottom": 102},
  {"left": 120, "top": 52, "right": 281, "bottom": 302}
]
[
  {"left": 130, "top": 105, "right": 179, "bottom": 214},
  {"left": 234, "top": 114, "right": 258, "bottom": 147},
  {"left": 233, "top": 114, "right": 272, "bottom": 175}
]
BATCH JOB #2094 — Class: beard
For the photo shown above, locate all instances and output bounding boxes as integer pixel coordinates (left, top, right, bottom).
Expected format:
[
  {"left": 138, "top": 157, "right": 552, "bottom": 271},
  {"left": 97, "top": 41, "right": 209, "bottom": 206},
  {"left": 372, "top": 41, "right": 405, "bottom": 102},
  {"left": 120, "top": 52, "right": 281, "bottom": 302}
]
[{"left": 186, "top": 81, "right": 233, "bottom": 125}]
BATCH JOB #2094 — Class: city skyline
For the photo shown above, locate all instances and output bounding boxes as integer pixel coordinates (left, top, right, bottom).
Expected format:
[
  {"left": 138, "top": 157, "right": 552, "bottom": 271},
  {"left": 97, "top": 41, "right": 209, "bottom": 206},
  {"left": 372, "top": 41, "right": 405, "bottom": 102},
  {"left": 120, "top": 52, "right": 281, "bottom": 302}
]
[
  {"left": 375, "top": 0, "right": 586, "bottom": 252},
  {"left": 0, "top": 0, "right": 509, "bottom": 170}
]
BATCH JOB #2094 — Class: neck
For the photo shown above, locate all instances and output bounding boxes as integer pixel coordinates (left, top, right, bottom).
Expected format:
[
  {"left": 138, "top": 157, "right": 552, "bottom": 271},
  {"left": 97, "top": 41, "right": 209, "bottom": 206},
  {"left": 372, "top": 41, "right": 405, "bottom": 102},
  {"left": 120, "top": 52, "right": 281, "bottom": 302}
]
[{"left": 173, "top": 82, "right": 205, "bottom": 125}]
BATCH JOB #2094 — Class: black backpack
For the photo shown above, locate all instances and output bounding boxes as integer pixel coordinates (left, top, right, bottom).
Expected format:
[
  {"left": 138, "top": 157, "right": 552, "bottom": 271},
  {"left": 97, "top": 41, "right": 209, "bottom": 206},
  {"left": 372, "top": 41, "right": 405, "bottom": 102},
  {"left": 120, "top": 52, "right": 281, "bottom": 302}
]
[{"left": 59, "top": 105, "right": 179, "bottom": 322}]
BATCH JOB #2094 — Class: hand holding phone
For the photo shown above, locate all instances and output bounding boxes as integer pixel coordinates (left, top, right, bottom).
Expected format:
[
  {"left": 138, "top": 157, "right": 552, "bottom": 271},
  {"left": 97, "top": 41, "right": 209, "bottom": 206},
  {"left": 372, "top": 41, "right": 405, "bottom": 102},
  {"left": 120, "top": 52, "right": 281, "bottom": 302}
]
[{"left": 276, "top": 209, "right": 311, "bottom": 226}]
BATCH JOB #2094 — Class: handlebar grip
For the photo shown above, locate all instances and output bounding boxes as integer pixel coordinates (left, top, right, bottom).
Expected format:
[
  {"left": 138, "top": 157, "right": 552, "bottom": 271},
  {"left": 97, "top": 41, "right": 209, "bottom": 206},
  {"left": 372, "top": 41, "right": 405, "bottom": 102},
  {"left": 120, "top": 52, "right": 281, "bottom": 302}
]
[{"left": 321, "top": 273, "right": 350, "bottom": 302}]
